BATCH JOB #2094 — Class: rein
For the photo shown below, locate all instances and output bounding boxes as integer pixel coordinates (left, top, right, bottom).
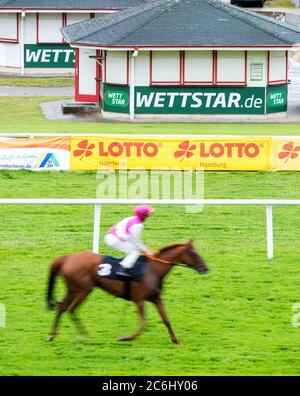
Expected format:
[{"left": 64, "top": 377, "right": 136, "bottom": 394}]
[{"left": 146, "top": 255, "right": 186, "bottom": 268}]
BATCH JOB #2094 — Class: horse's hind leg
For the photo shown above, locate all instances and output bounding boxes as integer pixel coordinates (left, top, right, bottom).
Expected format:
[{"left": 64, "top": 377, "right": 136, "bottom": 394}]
[
  {"left": 48, "top": 291, "right": 74, "bottom": 342},
  {"left": 118, "top": 300, "right": 146, "bottom": 341},
  {"left": 152, "top": 296, "right": 180, "bottom": 344},
  {"left": 69, "top": 291, "right": 91, "bottom": 342}
]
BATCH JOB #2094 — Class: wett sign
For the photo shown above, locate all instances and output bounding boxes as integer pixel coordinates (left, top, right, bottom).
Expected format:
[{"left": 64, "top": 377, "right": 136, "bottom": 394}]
[
  {"left": 24, "top": 44, "right": 75, "bottom": 68},
  {"left": 102, "top": 84, "right": 287, "bottom": 115},
  {"left": 104, "top": 90, "right": 129, "bottom": 108},
  {"left": 266, "top": 86, "right": 288, "bottom": 113},
  {"left": 135, "top": 86, "right": 266, "bottom": 114}
]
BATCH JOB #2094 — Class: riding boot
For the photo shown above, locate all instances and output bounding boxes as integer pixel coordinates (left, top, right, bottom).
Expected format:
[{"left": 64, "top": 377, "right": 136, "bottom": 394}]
[{"left": 116, "top": 266, "right": 132, "bottom": 278}]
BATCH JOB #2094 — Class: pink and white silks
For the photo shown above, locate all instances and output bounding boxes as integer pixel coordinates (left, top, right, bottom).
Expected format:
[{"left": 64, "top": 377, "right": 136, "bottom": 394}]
[{"left": 104, "top": 216, "right": 148, "bottom": 269}]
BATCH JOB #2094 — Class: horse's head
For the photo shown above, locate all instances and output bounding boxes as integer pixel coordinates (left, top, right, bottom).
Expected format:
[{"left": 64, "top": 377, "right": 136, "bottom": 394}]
[{"left": 178, "top": 240, "right": 209, "bottom": 274}]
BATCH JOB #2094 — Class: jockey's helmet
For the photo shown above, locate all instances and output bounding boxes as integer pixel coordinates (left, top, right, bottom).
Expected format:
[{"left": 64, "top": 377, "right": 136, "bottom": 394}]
[{"left": 134, "top": 205, "right": 155, "bottom": 218}]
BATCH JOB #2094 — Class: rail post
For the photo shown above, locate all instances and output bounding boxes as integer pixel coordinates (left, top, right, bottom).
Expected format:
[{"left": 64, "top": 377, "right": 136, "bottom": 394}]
[
  {"left": 93, "top": 204, "right": 101, "bottom": 254},
  {"left": 266, "top": 204, "right": 274, "bottom": 259}
]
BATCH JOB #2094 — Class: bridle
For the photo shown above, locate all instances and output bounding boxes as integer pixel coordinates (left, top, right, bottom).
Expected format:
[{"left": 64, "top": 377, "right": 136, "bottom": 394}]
[{"left": 147, "top": 249, "right": 200, "bottom": 269}]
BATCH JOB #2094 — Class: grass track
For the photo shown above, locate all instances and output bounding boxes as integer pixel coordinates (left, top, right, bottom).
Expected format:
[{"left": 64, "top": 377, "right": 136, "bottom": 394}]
[
  {"left": 1, "top": 170, "right": 300, "bottom": 375},
  {"left": 1, "top": 96, "right": 300, "bottom": 135},
  {"left": 265, "top": 0, "right": 294, "bottom": 7},
  {"left": 0, "top": 78, "right": 74, "bottom": 87}
]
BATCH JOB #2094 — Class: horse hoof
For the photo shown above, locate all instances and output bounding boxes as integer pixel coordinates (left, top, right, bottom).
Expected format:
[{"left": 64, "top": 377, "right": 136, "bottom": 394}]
[
  {"left": 117, "top": 336, "right": 132, "bottom": 342},
  {"left": 77, "top": 336, "right": 90, "bottom": 344},
  {"left": 47, "top": 335, "right": 54, "bottom": 342},
  {"left": 172, "top": 338, "right": 180, "bottom": 345}
]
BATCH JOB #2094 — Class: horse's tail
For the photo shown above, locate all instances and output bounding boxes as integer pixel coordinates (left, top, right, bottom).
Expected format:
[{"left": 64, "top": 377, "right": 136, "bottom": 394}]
[{"left": 47, "top": 256, "right": 66, "bottom": 310}]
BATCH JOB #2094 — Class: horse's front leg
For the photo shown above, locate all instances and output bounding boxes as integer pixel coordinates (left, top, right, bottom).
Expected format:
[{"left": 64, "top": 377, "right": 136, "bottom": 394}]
[
  {"left": 118, "top": 300, "right": 146, "bottom": 341},
  {"left": 152, "top": 296, "right": 180, "bottom": 344}
]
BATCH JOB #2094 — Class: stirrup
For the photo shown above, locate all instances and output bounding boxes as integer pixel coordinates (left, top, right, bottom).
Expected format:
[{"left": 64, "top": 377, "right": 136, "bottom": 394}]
[{"left": 116, "top": 267, "right": 132, "bottom": 278}]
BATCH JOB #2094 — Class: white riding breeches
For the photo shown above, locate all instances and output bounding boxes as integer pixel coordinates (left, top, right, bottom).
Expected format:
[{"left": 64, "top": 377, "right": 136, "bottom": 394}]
[{"left": 104, "top": 233, "right": 140, "bottom": 269}]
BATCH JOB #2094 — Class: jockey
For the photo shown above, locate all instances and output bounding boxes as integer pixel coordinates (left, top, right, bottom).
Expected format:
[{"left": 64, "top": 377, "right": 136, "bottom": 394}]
[{"left": 104, "top": 205, "right": 155, "bottom": 277}]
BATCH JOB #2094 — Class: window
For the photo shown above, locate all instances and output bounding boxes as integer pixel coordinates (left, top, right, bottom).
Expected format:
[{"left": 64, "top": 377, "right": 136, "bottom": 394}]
[
  {"left": 216, "top": 51, "right": 247, "bottom": 85},
  {"left": 184, "top": 51, "right": 213, "bottom": 84},
  {"left": 268, "top": 51, "right": 287, "bottom": 84},
  {"left": 37, "top": 13, "right": 63, "bottom": 43},
  {"left": 65, "top": 13, "right": 90, "bottom": 26},
  {"left": 0, "top": 13, "right": 18, "bottom": 42},
  {"left": 105, "top": 51, "right": 129, "bottom": 85},
  {"left": 149, "top": 50, "right": 248, "bottom": 86},
  {"left": 151, "top": 51, "right": 180, "bottom": 85}
]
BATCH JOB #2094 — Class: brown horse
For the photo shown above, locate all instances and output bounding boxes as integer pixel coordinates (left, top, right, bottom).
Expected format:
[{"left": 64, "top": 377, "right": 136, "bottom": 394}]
[{"left": 46, "top": 240, "right": 208, "bottom": 344}]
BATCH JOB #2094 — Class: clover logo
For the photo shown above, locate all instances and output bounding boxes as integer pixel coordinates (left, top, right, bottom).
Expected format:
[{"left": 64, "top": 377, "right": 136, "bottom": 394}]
[
  {"left": 174, "top": 141, "right": 196, "bottom": 162},
  {"left": 278, "top": 142, "right": 300, "bottom": 163},
  {"left": 74, "top": 140, "right": 95, "bottom": 160}
]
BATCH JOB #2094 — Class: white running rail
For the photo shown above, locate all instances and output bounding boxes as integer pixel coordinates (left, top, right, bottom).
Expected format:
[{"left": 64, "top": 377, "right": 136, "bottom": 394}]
[{"left": 0, "top": 198, "right": 299, "bottom": 259}]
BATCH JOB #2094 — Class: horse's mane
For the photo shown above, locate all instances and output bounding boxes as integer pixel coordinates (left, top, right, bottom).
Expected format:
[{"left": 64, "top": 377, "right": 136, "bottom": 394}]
[{"left": 157, "top": 243, "right": 185, "bottom": 255}]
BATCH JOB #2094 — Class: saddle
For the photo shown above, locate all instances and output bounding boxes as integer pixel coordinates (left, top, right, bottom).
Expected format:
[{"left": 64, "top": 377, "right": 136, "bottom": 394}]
[{"left": 97, "top": 255, "right": 148, "bottom": 281}]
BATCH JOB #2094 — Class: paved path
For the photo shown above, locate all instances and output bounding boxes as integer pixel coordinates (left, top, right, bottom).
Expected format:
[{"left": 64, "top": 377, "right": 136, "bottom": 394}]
[
  {"left": 41, "top": 100, "right": 103, "bottom": 122},
  {"left": 0, "top": 86, "right": 73, "bottom": 96}
]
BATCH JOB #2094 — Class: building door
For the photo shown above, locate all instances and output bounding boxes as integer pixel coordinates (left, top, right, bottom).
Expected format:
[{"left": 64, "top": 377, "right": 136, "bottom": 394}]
[{"left": 75, "top": 48, "right": 100, "bottom": 103}]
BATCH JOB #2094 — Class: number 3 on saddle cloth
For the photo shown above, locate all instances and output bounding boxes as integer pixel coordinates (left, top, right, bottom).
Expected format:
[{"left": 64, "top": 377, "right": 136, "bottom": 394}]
[{"left": 97, "top": 256, "right": 148, "bottom": 281}]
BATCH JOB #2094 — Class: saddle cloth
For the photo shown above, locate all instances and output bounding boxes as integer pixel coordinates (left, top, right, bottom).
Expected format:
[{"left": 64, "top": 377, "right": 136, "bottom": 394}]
[{"left": 97, "top": 255, "right": 148, "bottom": 281}]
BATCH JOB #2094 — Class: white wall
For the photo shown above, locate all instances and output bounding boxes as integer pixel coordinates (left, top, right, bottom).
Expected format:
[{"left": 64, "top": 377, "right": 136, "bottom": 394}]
[
  {"left": 247, "top": 51, "right": 267, "bottom": 87},
  {"left": 134, "top": 50, "right": 269, "bottom": 87},
  {"left": 24, "top": 12, "right": 91, "bottom": 45},
  {"left": 104, "top": 49, "right": 287, "bottom": 88},
  {"left": 135, "top": 51, "right": 150, "bottom": 86},
  {"left": 0, "top": 11, "right": 108, "bottom": 72},
  {"left": 101, "top": 49, "right": 290, "bottom": 91},
  {"left": 136, "top": 50, "right": 262, "bottom": 86},
  {"left": 24, "top": 13, "right": 37, "bottom": 44}
]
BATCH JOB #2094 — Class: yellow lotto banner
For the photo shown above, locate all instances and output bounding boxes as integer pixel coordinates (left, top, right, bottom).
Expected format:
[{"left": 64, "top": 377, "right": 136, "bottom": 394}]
[
  {"left": 70, "top": 136, "right": 272, "bottom": 171},
  {"left": 272, "top": 138, "right": 300, "bottom": 171}
]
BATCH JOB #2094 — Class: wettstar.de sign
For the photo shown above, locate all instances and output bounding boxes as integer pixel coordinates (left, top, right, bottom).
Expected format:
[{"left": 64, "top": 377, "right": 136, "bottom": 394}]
[{"left": 134, "top": 87, "right": 266, "bottom": 114}]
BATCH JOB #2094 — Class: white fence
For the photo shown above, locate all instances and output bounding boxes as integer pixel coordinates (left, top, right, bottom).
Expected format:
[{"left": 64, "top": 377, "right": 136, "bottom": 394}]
[{"left": 0, "top": 198, "right": 299, "bottom": 259}]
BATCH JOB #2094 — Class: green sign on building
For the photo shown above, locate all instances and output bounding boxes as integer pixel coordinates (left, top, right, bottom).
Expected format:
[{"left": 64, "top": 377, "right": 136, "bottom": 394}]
[
  {"left": 102, "top": 84, "right": 288, "bottom": 115},
  {"left": 135, "top": 86, "right": 266, "bottom": 115},
  {"left": 102, "top": 84, "right": 130, "bottom": 114},
  {"left": 24, "top": 44, "right": 75, "bottom": 68},
  {"left": 266, "top": 85, "right": 288, "bottom": 113},
  {"left": 104, "top": 90, "right": 129, "bottom": 108}
]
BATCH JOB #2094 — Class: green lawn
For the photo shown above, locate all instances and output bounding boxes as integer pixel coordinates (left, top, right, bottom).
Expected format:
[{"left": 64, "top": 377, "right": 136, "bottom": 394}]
[
  {"left": 0, "top": 170, "right": 300, "bottom": 375},
  {"left": 265, "top": 0, "right": 294, "bottom": 8},
  {"left": 1, "top": 96, "right": 300, "bottom": 136},
  {"left": 0, "top": 78, "right": 74, "bottom": 87}
]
